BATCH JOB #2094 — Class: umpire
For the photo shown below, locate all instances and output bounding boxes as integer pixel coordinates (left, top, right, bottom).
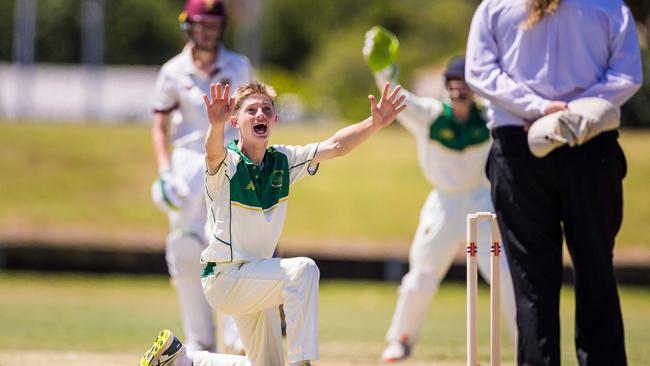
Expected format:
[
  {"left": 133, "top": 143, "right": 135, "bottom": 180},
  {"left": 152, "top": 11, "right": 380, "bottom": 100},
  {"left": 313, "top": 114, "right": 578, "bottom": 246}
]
[{"left": 465, "top": 0, "right": 642, "bottom": 365}]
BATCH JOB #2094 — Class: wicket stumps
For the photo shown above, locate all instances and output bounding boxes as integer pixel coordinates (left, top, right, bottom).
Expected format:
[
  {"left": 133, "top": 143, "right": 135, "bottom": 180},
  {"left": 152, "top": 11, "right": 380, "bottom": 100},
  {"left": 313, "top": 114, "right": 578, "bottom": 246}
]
[{"left": 466, "top": 212, "right": 501, "bottom": 366}]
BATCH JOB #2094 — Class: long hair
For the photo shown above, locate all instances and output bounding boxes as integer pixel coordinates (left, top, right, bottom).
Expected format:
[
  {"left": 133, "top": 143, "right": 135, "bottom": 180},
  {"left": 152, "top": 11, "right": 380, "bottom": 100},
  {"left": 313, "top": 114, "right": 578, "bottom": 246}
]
[{"left": 523, "top": 0, "right": 561, "bottom": 29}]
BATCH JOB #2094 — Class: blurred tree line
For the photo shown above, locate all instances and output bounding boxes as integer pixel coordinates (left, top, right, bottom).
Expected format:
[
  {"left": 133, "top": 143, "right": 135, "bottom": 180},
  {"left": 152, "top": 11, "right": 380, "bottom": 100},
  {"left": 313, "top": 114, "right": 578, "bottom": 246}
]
[
  {"left": 0, "top": 0, "right": 182, "bottom": 64},
  {"left": 0, "top": 0, "right": 647, "bottom": 125}
]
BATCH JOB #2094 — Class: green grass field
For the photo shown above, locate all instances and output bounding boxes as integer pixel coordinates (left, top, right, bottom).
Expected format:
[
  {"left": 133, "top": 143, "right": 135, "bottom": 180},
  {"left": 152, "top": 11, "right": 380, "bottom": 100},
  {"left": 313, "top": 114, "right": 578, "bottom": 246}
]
[
  {"left": 1, "top": 122, "right": 649, "bottom": 251},
  {"left": 0, "top": 272, "right": 648, "bottom": 365}
]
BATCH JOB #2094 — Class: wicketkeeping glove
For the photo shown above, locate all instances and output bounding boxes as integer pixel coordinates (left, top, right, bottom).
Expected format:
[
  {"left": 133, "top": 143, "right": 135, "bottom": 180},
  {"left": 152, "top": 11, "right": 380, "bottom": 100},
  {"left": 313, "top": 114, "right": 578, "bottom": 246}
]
[
  {"left": 527, "top": 97, "right": 620, "bottom": 158},
  {"left": 151, "top": 169, "right": 189, "bottom": 213},
  {"left": 362, "top": 25, "right": 400, "bottom": 73}
]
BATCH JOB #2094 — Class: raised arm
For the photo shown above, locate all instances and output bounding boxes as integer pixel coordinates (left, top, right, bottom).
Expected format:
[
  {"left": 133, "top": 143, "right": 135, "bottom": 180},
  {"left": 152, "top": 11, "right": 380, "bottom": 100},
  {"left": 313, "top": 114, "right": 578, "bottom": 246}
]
[
  {"left": 311, "top": 83, "right": 406, "bottom": 165},
  {"left": 374, "top": 68, "right": 443, "bottom": 135},
  {"left": 363, "top": 26, "right": 442, "bottom": 135},
  {"left": 203, "top": 83, "right": 235, "bottom": 173}
]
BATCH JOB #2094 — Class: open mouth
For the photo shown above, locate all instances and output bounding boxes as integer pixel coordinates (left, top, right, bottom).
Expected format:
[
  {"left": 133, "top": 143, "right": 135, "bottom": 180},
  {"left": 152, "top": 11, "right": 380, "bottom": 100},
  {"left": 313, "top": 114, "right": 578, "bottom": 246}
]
[{"left": 253, "top": 123, "right": 268, "bottom": 135}]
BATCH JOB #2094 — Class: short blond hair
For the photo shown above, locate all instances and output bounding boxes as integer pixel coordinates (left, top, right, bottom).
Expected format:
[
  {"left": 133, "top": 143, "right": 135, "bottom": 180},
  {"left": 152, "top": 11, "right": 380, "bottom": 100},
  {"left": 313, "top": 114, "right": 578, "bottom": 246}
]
[{"left": 233, "top": 82, "right": 277, "bottom": 113}]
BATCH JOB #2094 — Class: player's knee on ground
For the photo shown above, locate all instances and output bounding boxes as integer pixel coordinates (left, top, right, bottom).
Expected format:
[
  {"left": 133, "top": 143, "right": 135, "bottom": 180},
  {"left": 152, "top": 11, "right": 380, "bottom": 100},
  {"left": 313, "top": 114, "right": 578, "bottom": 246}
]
[
  {"left": 400, "top": 269, "right": 438, "bottom": 293},
  {"left": 166, "top": 231, "right": 205, "bottom": 280}
]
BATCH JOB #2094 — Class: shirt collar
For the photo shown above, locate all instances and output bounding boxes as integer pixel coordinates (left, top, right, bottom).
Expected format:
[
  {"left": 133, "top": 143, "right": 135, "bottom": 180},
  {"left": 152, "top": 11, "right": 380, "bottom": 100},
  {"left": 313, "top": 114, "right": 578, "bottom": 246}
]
[
  {"left": 181, "top": 42, "right": 228, "bottom": 76},
  {"left": 441, "top": 102, "right": 484, "bottom": 126},
  {"left": 228, "top": 140, "right": 253, "bottom": 165},
  {"left": 229, "top": 141, "right": 274, "bottom": 180},
  {"left": 228, "top": 141, "right": 273, "bottom": 168}
]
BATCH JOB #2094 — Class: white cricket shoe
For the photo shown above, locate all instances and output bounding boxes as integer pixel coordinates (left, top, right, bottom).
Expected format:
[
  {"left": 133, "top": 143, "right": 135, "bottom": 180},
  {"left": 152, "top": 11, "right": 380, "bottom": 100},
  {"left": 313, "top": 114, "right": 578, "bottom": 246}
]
[
  {"left": 382, "top": 339, "right": 411, "bottom": 362},
  {"left": 139, "top": 329, "right": 186, "bottom": 366}
]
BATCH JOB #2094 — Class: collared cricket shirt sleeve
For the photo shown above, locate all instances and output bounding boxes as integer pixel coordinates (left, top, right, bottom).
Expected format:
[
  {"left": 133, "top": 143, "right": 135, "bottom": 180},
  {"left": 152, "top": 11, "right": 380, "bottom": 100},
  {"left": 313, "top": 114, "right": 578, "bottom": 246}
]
[
  {"left": 398, "top": 89, "right": 444, "bottom": 136},
  {"left": 273, "top": 143, "right": 320, "bottom": 184},
  {"left": 205, "top": 150, "right": 238, "bottom": 197},
  {"left": 374, "top": 67, "right": 443, "bottom": 136},
  {"left": 152, "top": 65, "right": 179, "bottom": 114}
]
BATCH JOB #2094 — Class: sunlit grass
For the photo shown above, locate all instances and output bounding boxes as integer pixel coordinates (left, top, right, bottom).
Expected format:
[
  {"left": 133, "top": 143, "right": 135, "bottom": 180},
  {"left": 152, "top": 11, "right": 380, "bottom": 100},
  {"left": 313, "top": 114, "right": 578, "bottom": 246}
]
[
  {"left": 0, "top": 272, "right": 648, "bottom": 364},
  {"left": 1, "top": 122, "right": 648, "bottom": 249}
]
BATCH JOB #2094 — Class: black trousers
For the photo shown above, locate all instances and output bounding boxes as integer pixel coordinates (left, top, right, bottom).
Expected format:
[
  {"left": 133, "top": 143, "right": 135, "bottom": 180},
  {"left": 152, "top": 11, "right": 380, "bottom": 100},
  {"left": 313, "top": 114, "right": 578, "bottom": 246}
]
[{"left": 487, "top": 127, "right": 627, "bottom": 366}]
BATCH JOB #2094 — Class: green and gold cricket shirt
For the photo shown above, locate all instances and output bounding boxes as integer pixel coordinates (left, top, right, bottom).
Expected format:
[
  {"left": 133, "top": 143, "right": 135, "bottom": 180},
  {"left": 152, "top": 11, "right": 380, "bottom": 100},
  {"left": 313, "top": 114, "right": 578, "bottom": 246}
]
[
  {"left": 374, "top": 70, "right": 491, "bottom": 193},
  {"left": 202, "top": 141, "right": 319, "bottom": 263}
]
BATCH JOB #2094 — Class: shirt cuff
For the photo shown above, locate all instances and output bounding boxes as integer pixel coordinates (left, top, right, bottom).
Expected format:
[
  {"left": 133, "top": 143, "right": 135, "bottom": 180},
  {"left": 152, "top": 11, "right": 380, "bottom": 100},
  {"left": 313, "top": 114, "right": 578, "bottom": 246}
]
[{"left": 529, "top": 98, "right": 551, "bottom": 118}]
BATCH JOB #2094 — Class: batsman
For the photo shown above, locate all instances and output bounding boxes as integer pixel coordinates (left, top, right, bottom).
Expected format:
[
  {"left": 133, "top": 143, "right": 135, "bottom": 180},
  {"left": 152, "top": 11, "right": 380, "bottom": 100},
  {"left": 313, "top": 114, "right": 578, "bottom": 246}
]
[
  {"left": 150, "top": 0, "right": 250, "bottom": 354},
  {"left": 362, "top": 26, "right": 517, "bottom": 362}
]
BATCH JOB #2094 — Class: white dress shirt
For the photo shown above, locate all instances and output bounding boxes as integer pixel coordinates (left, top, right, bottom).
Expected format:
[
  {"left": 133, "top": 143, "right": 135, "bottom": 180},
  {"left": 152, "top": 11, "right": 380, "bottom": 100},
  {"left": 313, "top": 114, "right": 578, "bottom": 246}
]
[{"left": 465, "top": 0, "right": 643, "bottom": 128}]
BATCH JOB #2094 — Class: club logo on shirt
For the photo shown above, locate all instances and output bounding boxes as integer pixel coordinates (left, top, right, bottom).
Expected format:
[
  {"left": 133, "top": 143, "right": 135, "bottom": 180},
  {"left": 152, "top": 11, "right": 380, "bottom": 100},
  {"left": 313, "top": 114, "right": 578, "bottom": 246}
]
[
  {"left": 245, "top": 181, "right": 256, "bottom": 191},
  {"left": 220, "top": 78, "right": 231, "bottom": 85},
  {"left": 271, "top": 170, "right": 284, "bottom": 188},
  {"left": 439, "top": 128, "right": 455, "bottom": 141}
]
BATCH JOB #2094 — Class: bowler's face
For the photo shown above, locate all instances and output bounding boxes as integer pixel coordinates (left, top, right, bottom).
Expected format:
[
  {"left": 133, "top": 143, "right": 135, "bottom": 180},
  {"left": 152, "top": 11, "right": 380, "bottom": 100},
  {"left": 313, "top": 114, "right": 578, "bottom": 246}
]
[{"left": 232, "top": 94, "right": 278, "bottom": 143}]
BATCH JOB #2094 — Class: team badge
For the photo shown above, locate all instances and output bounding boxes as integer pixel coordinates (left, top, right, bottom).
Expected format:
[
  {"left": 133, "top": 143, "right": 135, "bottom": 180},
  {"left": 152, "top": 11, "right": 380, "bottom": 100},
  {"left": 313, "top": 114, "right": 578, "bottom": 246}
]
[
  {"left": 439, "top": 128, "right": 455, "bottom": 141},
  {"left": 271, "top": 170, "right": 284, "bottom": 188}
]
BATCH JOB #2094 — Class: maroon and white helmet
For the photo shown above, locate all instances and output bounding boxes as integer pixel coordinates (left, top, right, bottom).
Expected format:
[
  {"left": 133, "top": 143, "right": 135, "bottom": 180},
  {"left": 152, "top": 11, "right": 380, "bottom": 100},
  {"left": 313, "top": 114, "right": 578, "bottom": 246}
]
[{"left": 178, "top": 0, "right": 227, "bottom": 23}]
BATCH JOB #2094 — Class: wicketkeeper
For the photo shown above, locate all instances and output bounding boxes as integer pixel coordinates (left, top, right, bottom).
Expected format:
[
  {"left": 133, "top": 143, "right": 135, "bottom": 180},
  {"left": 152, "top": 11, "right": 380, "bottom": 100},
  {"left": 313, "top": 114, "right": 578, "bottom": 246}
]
[{"left": 362, "top": 26, "right": 517, "bottom": 362}]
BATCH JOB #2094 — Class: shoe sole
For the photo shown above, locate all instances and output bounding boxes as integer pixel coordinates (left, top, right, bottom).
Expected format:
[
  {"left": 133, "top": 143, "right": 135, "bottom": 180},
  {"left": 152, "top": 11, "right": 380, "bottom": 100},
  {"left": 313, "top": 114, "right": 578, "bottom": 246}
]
[{"left": 140, "top": 330, "right": 173, "bottom": 366}]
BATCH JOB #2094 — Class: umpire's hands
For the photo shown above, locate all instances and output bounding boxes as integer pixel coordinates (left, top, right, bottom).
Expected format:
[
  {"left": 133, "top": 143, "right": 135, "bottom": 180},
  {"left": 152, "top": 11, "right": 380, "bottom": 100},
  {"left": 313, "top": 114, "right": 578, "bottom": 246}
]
[{"left": 362, "top": 25, "right": 400, "bottom": 72}]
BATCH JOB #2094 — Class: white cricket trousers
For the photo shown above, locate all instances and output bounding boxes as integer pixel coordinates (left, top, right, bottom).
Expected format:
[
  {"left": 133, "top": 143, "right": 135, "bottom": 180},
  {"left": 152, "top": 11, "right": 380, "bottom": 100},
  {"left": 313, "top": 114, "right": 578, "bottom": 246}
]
[
  {"left": 386, "top": 187, "right": 517, "bottom": 346},
  {"left": 166, "top": 147, "right": 239, "bottom": 352},
  {"left": 196, "top": 257, "right": 320, "bottom": 366}
]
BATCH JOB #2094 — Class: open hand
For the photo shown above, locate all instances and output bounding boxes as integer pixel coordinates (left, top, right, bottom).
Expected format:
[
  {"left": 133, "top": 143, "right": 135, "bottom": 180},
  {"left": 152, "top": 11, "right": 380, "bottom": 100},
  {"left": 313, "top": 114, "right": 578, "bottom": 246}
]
[
  {"left": 203, "top": 83, "right": 235, "bottom": 126},
  {"left": 369, "top": 82, "right": 406, "bottom": 128}
]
